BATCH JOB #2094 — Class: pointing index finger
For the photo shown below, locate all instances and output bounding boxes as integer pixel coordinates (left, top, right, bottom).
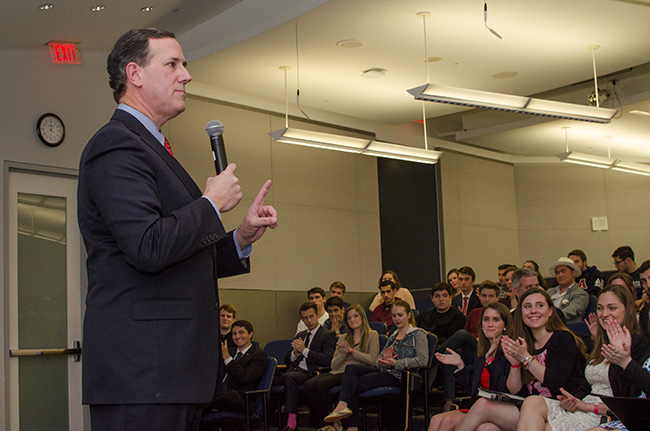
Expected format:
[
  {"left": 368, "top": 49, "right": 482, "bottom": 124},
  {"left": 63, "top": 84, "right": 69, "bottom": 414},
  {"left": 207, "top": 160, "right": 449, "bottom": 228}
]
[{"left": 253, "top": 180, "right": 272, "bottom": 207}]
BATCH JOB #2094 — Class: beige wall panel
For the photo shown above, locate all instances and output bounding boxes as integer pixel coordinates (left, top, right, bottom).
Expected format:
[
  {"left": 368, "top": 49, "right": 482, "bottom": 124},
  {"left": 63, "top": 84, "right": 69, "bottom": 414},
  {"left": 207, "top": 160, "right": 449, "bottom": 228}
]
[
  {"left": 441, "top": 221, "right": 464, "bottom": 275},
  {"left": 604, "top": 170, "right": 650, "bottom": 229},
  {"left": 354, "top": 155, "right": 380, "bottom": 212},
  {"left": 275, "top": 291, "right": 312, "bottom": 339},
  {"left": 457, "top": 224, "right": 520, "bottom": 283},
  {"left": 357, "top": 212, "right": 383, "bottom": 293},
  {"left": 456, "top": 157, "right": 517, "bottom": 228},
  {"left": 439, "top": 154, "right": 461, "bottom": 223},
  {"left": 514, "top": 165, "right": 608, "bottom": 231},
  {"left": 273, "top": 202, "right": 366, "bottom": 291}
]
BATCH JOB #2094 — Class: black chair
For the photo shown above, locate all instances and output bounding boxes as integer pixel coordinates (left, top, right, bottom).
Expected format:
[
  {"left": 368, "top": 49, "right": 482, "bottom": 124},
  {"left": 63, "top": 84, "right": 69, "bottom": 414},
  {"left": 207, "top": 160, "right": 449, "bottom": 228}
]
[
  {"left": 369, "top": 321, "right": 388, "bottom": 335},
  {"left": 263, "top": 339, "right": 292, "bottom": 365},
  {"left": 201, "top": 356, "right": 277, "bottom": 431},
  {"left": 357, "top": 332, "right": 437, "bottom": 431}
]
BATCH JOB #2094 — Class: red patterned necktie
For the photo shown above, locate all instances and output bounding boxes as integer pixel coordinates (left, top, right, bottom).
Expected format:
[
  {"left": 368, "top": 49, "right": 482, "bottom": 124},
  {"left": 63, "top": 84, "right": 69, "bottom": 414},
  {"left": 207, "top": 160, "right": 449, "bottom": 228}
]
[
  {"left": 164, "top": 137, "right": 174, "bottom": 157},
  {"left": 462, "top": 296, "right": 468, "bottom": 315}
]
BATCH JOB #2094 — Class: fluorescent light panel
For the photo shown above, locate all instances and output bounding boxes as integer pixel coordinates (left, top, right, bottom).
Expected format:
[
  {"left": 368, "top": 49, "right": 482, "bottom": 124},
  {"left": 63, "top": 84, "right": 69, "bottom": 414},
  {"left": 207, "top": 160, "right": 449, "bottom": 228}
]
[
  {"left": 556, "top": 151, "right": 615, "bottom": 169},
  {"left": 611, "top": 160, "right": 650, "bottom": 176},
  {"left": 269, "top": 128, "right": 442, "bottom": 164},
  {"left": 408, "top": 84, "right": 618, "bottom": 124}
]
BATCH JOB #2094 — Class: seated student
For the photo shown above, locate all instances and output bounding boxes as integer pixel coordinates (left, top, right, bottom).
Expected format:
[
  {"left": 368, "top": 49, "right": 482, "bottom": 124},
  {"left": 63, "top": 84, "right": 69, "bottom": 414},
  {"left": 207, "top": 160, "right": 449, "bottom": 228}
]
[
  {"left": 547, "top": 257, "right": 589, "bottom": 324},
  {"left": 498, "top": 264, "right": 517, "bottom": 300},
  {"left": 519, "top": 284, "right": 650, "bottom": 431},
  {"left": 206, "top": 320, "right": 267, "bottom": 414},
  {"left": 323, "top": 296, "right": 346, "bottom": 335},
  {"left": 417, "top": 282, "right": 466, "bottom": 405},
  {"left": 368, "top": 270, "right": 415, "bottom": 312},
  {"left": 523, "top": 260, "right": 549, "bottom": 290},
  {"left": 220, "top": 303, "right": 237, "bottom": 349},
  {"left": 324, "top": 300, "right": 428, "bottom": 431},
  {"left": 369, "top": 280, "right": 400, "bottom": 332},
  {"left": 329, "top": 281, "right": 351, "bottom": 309},
  {"left": 454, "top": 288, "right": 589, "bottom": 431},
  {"left": 304, "top": 304, "right": 380, "bottom": 429},
  {"left": 448, "top": 268, "right": 461, "bottom": 296},
  {"left": 498, "top": 266, "right": 517, "bottom": 308},
  {"left": 465, "top": 281, "right": 500, "bottom": 338},
  {"left": 638, "top": 260, "right": 650, "bottom": 338},
  {"left": 452, "top": 267, "right": 481, "bottom": 317},
  {"left": 428, "top": 302, "right": 514, "bottom": 431},
  {"left": 276, "top": 302, "right": 336, "bottom": 431},
  {"left": 296, "top": 287, "right": 330, "bottom": 335}
]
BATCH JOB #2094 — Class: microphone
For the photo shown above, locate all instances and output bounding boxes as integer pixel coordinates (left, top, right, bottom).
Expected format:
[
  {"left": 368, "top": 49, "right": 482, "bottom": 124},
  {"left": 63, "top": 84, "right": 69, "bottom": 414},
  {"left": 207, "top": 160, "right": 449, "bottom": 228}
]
[{"left": 206, "top": 120, "right": 228, "bottom": 174}]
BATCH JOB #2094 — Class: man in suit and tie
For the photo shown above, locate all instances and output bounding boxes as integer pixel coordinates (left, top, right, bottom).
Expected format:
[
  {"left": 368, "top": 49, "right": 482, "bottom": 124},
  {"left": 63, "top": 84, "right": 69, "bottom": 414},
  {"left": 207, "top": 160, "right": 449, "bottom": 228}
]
[
  {"left": 206, "top": 320, "right": 268, "bottom": 413},
  {"left": 451, "top": 266, "right": 481, "bottom": 316},
  {"left": 275, "top": 302, "right": 336, "bottom": 431},
  {"left": 77, "top": 28, "right": 278, "bottom": 431}
]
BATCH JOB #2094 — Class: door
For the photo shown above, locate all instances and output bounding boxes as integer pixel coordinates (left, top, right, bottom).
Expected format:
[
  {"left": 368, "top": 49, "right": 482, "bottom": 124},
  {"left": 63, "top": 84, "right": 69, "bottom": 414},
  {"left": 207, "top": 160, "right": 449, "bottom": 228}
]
[{"left": 6, "top": 168, "right": 85, "bottom": 431}]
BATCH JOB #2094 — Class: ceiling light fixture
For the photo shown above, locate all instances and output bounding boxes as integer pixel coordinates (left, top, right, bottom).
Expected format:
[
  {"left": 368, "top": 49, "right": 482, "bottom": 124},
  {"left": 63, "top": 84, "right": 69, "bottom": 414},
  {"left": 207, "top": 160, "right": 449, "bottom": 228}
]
[
  {"left": 90, "top": 5, "right": 105, "bottom": 12},
  {"left": 39, "top": 4, "right": 54, "bottom": 10},
  {"left": 611, "top": 160, "right": 650, "bottom": 176},
  {"left": 268, "top": 67, "right": 441, "bottom": 164},
  {"left": 407, "top": 21, "right": 617, "bottom": 123},
  {"left": 141, "top": 6, "right": 154, "bottom": 12},
  {"left": 555, "top": 127, "right": 615, "bottom": 169}
]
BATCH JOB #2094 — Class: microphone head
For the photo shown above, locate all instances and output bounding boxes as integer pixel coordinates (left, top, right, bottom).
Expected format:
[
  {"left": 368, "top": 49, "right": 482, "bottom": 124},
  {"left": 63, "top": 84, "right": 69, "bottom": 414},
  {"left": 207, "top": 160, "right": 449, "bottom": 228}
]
[{"left": 206, "top": 120, "right": 224, "bottom": 137}]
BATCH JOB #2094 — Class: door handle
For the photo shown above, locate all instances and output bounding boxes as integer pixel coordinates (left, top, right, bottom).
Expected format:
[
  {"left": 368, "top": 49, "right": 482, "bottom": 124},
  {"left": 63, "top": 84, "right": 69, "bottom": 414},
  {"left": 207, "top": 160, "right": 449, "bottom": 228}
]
[{"left": 10, "top": 340, "right": 81, "bottom": 362}]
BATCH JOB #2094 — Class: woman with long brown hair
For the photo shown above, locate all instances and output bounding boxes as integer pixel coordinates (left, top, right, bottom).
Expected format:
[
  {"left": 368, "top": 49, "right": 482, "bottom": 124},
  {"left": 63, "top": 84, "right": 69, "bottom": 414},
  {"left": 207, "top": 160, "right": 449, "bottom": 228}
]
[{"left": 454, "top": 287, "right": 589, "bottom": 431}]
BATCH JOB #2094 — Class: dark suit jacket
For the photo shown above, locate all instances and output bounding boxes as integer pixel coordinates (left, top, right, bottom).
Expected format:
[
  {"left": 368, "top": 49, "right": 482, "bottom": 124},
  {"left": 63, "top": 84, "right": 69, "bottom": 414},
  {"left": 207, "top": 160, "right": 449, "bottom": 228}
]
[
  {"left": 284, "top": 326, "right": 336, "bottom": 375},
  {"left": 452, "top": 291, "right": 481, "bottom": 316},
  {"left": 226, "top": 344, "right": 268, "bottom": 394},
  {"left": 78, "top": 109, "right": 249, "bottom": 405}
]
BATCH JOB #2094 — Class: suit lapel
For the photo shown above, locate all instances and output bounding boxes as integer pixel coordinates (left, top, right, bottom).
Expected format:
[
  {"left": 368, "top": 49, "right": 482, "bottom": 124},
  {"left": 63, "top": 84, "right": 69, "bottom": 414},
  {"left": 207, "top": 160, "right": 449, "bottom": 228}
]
[{"left": 111, "top": 110, "right": 203, "bottom": 199}]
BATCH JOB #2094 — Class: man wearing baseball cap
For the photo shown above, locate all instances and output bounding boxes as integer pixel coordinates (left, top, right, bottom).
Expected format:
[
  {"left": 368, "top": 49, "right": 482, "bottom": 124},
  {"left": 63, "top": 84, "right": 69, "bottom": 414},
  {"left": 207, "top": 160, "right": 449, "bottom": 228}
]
[{"left": 547, "top": 257, "right": 589, "bottom": 324}]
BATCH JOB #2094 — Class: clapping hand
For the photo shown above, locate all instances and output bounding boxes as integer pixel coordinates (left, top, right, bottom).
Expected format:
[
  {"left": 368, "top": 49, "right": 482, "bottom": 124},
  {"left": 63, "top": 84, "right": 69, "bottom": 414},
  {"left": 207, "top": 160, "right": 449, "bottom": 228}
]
[
  {"left": 584, "top": 313, "right": 598, "bottom": 339},
  {"left": 557, "top": 388, "right": 579, "bottom": 412},
  {"left": 221, "top": 340, "right": 231, "bottom": 361},
  {"left": 291, "top": 337, "right": 306, "bottom": 355},
  {"left": 378, "top": 346, "right": 397, "bottom": 367},
  {"left": 336, "top": 339, "right": 352, "bottom": 354},
  {"left": 435, "top": 348, "right": 464, "bottom": 371},
  {"left": 501, "top": 335, "right": 528, "bottom": 365},
  {"left": 602, "top": 321, "right": 632, "bottom": 368}
]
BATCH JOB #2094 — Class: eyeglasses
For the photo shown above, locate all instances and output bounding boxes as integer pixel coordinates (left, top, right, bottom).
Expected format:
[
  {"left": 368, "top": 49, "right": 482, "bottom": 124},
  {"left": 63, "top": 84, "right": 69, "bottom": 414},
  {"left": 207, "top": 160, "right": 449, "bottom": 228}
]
[{"left": 613, "top": 259, "right": 625, "bottom": 265}]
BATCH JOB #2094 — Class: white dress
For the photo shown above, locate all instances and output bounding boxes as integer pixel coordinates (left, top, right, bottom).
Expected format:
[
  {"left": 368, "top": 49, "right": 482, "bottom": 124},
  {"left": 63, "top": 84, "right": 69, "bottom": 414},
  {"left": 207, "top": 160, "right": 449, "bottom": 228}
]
[{"left": 545, "top": 360, "right": 612, "bottom": 431}]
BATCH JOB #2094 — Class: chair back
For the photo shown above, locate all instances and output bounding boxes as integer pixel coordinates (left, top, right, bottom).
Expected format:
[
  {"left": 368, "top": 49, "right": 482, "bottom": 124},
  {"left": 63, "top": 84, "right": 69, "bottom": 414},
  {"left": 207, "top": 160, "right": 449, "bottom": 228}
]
[
  {"left": 584, "top": 295, "right": 597, "bottom": 318},
  {"left": 263, "top": 339, "right": 292, "bottom": 363},
  {"left": 378, "top": 334, "right": 388, "bottom": 351},
  {"left": 253, "top": 357, "right": 278, "bottom": 417},
  {"left": 369, "top": 321, "right": 388, "bottom": 335}
]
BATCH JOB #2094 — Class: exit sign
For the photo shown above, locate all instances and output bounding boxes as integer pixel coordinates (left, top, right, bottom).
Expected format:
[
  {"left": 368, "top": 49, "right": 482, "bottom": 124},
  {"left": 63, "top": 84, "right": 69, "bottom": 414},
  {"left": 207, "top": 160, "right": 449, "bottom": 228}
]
[{"left": 48, "top": 42, "right": 81, "bottom": 64}]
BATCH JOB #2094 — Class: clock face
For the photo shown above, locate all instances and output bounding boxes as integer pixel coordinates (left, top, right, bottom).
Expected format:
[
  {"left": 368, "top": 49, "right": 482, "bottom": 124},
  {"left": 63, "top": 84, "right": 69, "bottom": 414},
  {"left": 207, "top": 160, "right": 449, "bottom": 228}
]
[{"left": 37, "top": 113, "right": 65, "bottom": 147}]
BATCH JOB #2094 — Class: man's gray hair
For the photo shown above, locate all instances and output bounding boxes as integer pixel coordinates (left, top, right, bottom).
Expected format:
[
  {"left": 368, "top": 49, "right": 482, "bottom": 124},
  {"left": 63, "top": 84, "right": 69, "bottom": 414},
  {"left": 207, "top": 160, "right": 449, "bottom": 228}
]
[{"left": 511, "top": 267, "right": 537, "bottom": 288}]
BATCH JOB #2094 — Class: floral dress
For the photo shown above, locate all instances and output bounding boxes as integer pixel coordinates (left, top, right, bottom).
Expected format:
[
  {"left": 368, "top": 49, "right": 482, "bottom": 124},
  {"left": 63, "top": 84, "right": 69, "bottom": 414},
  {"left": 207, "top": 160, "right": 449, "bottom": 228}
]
[{"left": 544, "top": 360, "right": 612, "bottom": 431}]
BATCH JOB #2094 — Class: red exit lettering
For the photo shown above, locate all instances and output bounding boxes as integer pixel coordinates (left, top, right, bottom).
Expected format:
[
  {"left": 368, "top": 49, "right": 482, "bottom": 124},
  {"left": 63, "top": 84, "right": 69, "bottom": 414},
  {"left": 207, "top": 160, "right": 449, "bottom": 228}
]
[{"left": 48, "top": 42, "right": 81, "bottom": 64}]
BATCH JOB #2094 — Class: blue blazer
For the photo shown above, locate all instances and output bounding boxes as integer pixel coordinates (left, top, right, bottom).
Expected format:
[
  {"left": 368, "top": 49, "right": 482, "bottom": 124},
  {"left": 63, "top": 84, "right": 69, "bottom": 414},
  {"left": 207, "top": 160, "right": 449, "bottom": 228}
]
[{"left": 78, "top": 109, "right": 249, "bottom": 405}]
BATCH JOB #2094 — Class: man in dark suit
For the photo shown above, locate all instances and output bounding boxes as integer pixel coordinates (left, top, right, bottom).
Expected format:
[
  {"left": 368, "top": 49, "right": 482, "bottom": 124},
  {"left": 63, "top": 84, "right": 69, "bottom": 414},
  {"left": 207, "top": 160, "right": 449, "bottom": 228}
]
[
  {"left": 275, "top": 302, "right": 336, "bottom": 431},
  {"left": 451, "top": 266, "right": 481, "bottom": 316},
  {"left": 206, "top": 320, "right": 268, "bottom": 413},
  {"left": 77, "top": 28, "right": 277, "bottom": 431}
]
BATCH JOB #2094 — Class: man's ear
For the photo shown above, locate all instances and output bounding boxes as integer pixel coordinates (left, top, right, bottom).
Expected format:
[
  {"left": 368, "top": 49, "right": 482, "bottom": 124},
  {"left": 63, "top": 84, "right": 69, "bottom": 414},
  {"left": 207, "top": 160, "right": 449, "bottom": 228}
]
[{"left": 125, "top": 62, "right": 144, "bottom": 88}]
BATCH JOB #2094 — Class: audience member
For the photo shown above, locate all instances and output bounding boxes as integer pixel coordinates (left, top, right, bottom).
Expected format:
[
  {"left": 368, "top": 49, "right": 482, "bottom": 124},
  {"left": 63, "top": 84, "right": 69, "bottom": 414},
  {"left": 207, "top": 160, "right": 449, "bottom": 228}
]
[
  {"left": 499, "top": 266, "right": 517, "bottom": 308},
  {"left": 638, "top": 259, "right": 650, "bottom": 339},
  {"left": 547, "top": 257, "right": 589, "bottom": 324},
  {"left": 523, "top": 260, "right": 548, "bottom": 290},
  {"left": 329, "top": 281, "right": 351, "bottom": 308},
  {"left": 220, "top": 304, "right": 237, "bottom": 349},
  {"left": 429, "top": 302, "right": 514, "bottom": 430},
  {"left": 498, "top": 264, "right": 517, "bottom": 299},
  {"left": 454, "top": 288, "right": 589, "bottom": 431},
  {"left": 612, "top": 245, "right": 642, "bottom": 299},
  {"left": 519, "top": 284, "right": 650, "bottom": 431},
  {"left": 464, "top": 281, "right": 500, "bottom": 338},
  {"left": 417, "top": 283, "right": 467, "bottom": 345},
  {"left": 304, "top": 304, "right": 380, "bottom": 430},
  {"left": 606, "top": 272, "right": 636, "bottom": 299},
  {"left": 369, "top": 280, "right": 399, "bottom": 332},
  {"left": 276, "top": 302, "right": 336, "bottom": 431},
  {"left": 206, "top": 320, "right": 267, "bottom": 414},
  {"left": 568, "top": 249, "right": 605, "bottom": 296},
  {"left": 447, "top": 268, "right": 461, "bottom": 295},
  {"left": 452, "top": 266, "right": 481, "bottom": 316},
  {"left": 509, "top": 267, "right": 541, "bottom": 311},
  {"left": 324, "top": 300, "right": 428, "bottom": 431},
  {"left": 368, "top": 270, "right": 415, "bottom": 312},
  {"left": 323, "top": 296, "right": 346, "bottom": 335},
  {"left": 296, "top": 287, "right": 329, "bottom": 334}
]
